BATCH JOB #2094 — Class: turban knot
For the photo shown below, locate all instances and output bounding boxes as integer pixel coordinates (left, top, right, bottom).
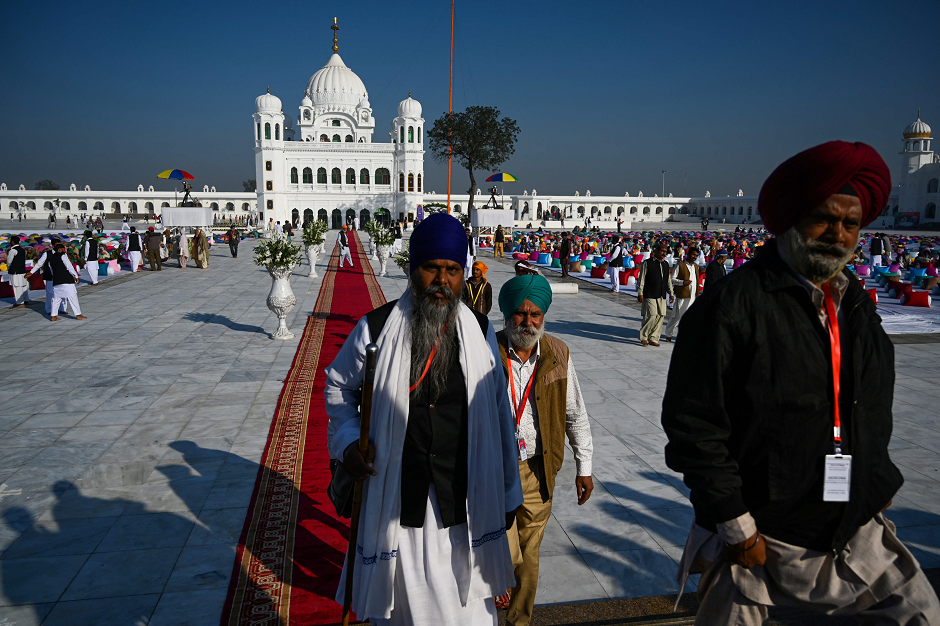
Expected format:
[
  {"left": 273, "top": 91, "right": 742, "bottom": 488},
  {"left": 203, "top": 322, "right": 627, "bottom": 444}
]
[
  {"left": 498, "top": 275, "right": 552, "bottom": 320},
  {"left": 410, "top": 213, "right": 468, "bottom": 272},
  {"left": 758, "top": 141, "right": 891, "bottom": 236}
]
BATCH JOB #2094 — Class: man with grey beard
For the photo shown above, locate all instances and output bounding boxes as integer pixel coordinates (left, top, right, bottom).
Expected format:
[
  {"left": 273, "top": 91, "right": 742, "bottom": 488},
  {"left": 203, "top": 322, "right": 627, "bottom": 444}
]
[
  {"left": 662, "top": 141, "right": 939, "bottom": 624},
  {"left": 325, "top": 212, "right": 522, "bottom": 625},
  {"left": 494, "top": 274, "right": 593, "bottom": 626}
]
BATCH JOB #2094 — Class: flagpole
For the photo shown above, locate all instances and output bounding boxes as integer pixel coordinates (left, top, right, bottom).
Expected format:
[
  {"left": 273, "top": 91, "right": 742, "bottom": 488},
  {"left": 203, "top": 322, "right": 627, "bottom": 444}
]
[{"left": 446, "top": 0, "right": 454, "bottom": 215}]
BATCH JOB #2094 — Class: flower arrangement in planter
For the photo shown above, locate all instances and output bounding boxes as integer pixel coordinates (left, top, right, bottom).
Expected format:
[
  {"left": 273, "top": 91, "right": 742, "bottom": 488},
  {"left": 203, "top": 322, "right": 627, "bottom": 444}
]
[
  {"left": 372, "top": 226, "right": 397, "bottom": 277},
  {"left": 254, "top": 237, "right": 303, "bottom": 340},
  {"left": 392, "top": 243, "right": 410, "bottom": 276},
  {"left": 301, "top": 220, "right": 329, "bottom": 277}
]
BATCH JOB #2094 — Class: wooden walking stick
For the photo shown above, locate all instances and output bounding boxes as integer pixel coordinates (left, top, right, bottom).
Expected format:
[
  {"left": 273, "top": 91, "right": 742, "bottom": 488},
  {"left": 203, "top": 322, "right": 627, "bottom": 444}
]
[{"left": 342, "top": 342, "right": 379, "bottom": 626}]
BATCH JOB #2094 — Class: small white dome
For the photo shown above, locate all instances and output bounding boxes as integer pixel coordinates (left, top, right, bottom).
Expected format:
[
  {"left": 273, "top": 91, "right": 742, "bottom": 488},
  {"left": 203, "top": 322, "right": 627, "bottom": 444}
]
[
  {"left": 358, "top": 95, "right": 371, "bottom": 109},
  {"left": 904, "top": 110, "right": 931, "bottom": 139},
  {"left": 307, "top": 53, "right": 368, "bottom": 109},
  {"left": 398, "top": 94, "right": 422, "bottom": 118},
  {"left": 301, "top": 94, "right": 313, "bottom": 107},
  {"left": 256, "top": 90, "right": 282, "bottom": 113}
]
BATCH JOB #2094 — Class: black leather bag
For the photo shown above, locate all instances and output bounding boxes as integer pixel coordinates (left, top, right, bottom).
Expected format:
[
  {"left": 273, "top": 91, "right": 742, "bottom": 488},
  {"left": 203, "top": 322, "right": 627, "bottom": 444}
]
[{"left": 328, "top": 458, "right": 354, "bottom": 519}]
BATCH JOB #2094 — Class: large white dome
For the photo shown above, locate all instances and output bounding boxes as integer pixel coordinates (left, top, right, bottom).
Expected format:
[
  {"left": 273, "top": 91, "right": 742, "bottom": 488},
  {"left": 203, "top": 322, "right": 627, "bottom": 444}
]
[
  {"left": 904, "top": 110, "right": 931, "bottom": 139},
  {"left": 306, "top": 53, "right": 368, "bottom": 109},
  {"left": 255, "top": 90, "right": 282, "bottom": 113}
]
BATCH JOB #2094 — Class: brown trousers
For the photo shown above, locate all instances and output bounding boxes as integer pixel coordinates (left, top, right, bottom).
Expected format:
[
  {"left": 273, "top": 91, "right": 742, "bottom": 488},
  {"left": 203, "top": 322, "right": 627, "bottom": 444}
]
[
  {"left": 494, "top": 242, "right": 504, "bottom": 257},
  {"left": 146, "top": 249, "right": 162, "bottom": 271},
  {"left": 506, "top": 456, "right": 553, "bottom": 626},
  {"left": 560, "top": 257, "right": 570, "bottom": 277}
]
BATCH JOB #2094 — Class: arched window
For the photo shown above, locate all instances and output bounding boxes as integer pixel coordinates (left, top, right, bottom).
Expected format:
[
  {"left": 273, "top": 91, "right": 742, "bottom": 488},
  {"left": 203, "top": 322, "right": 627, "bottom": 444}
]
[
  {"left": 332, "top": 168, "right": 341, "bottom": 184},
  {"left": 408, "top": 173, "right": 415, "bottom": 192},
  {"left": 747, "top": 207, "right": 753, "bottom": 216},
  {"left": 256, "top": 123, "right": 261, "bottom": 140},
  {"left": 332, "top": 134, "right": 340, "bottom": 142},
  {"left": 577, "top": 206, "right": 584, "bottom": 215},
  {"left": 360, "top": 168, "right": 370, "bottom": 184},
  {"left": 242, "top": 203, "right": 250, "bottom": 211},
  {"left": 317, "top": 167, "right": 327, "bottom": 184},
  {"left": 303, "top": 110, "right": 311, "bottom": 120},
  {"left": 303, "top": 208, "right": 313, "bottom": 223},
  {"left": 408, "top": 126, "right": 414, "bottom": 142},
  {"left": 291, "top": 167, "right": 299, "bottom": 184},
  {"left": 375, "top": 168, "right": 390, "bottom": 185},
  {"left": 331, "top": 209, "right": 342, "bottom": 228},
  {"left": 739, "top": 206, "right": 744, "bottom": 215},
  {"left": 320, "top": 134, "right": 329, "bottom": 142},
  {"left": 145, "top": 202, "right": 154, "bottom": 212},
  {"left": 346, "top": 168, "right": 356, "bottom": 184},
  {"left": 604, "top": 206, "right": 611, "bottom": 214},
  {"left": 265, "top": 123, "right": 271, "bottom": 140},
  {"left": 630, "top": 206, "right": 637, "bottom": 214},
  {"left": 418, "top": 128, "right": 422, "bottom": 143},
  {"left": 928, "top": 178, "right": 939, "bottom": 193},
  {"left": 112, "top": 201, "right": 121, "bottom": 213},
  {"left": 668, "top": 207, "right": 675, "bottom": 215},
  {"left": 926, "top": 203, "right": 937, "bottom": 220},
  {"left": 60, "top": 201, "right": 70, "bottom": 211},
  {"left": 345, "top": 135, "right": 353, "bottom": 142},
  {"left": 275, "top": 124, "right": 280, "bottom": 140},
  {"left": 332, "top": 120, "right": 341, "bottom": 127},
  {"left": 210, "top": 202, "right": 219, "bottom": 211},
  {"left": 707, "top": 207, "right": 712, "bottom": 215},
  {"left": 914, "top": 142, "right": 921, "bottom": 151},
  {"left": 417, "top": 173, "right": 422, "bottom": 192},
  {"left": 643, "top": 207, "right": 650, "bottom": 215},
  {"left": 360, "top": 209, "right": 371, "bottom": 227},
  {"left": 399, "top": 172, "right": 405, "bottom": 192},
  {"left": 318, "top": 209, "right": 328, "bottom": 224},
  {"left": 77, "top": 201, "right": 87, "bottom": 211},
  {"left": 454, "top": 205, "right": 461, "bottom": 212},
  {"left": 656, "top": 207, "right": 662, "bottom": 214},
  {"left": 722, "top": 206, "right": 727, "bottom": 215},
  {"left": 303, "top": 167, "right": 312, "bottom": 184},
  {"left": 128, "top": 202, "right": 137, "bottom": 212},
  {"left": 400, "top": 126, "right": 405, "bottom": 143},
  {"left": 291, "top": 208, "right": 299, "bottom": 224}
]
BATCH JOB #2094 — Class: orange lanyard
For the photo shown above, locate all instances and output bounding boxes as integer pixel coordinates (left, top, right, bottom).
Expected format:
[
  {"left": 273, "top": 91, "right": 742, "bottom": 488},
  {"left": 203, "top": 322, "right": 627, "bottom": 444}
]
[
  {"left": 507, "top": 351, "right": 538, "bottom": 426},
  {"left": 409, "top": 321, "right": 449, "bottom": 393},
  {"left": 822, "top": 283, "right": 842, "bottom": 454}
]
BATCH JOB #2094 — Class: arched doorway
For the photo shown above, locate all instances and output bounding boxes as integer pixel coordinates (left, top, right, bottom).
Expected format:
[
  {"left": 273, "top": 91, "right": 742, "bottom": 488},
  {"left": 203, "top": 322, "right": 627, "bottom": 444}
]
[
  {"left": 318, "top": 209, "right": 328, "bottom": 224},
  {"left": 345, "top": 208, "right": 356, "bottom": 226},
  {"left": 374, "top": 208, "right": 390, "bottom": 227},
  {"left": 303, "top": 208, "right": 313, "bottom": 224},
  {"left": 112, "top": 201, "right": 121, "bottom": 214},
  {"left": 359, "top": 209, "right": 371, "bottom": 227},
  {"left": 331, "top": 209, "right": 342, "bottom": 229},
  {"left": 291, "top": 208, "right": 299, "bottom": 225}
]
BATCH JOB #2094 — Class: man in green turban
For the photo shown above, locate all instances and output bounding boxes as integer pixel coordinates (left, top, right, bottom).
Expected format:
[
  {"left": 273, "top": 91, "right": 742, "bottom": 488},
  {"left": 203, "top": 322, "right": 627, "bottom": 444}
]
[{"left": 495, "top": 275, "right": 594, "bottom": 626}]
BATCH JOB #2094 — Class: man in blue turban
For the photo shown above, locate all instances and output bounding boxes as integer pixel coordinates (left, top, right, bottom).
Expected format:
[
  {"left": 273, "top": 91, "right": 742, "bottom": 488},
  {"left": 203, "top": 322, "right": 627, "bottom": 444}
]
[
  {"left": 326, "top": 210, "right": 523, "bottom": 624},
  {"left": 494, "top": 275, "right": 594, "bottom": 625}
]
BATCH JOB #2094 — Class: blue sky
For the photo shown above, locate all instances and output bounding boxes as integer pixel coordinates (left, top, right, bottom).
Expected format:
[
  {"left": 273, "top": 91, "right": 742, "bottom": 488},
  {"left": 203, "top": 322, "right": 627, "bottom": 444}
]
[{"left": 1, "top": 0, "right": 937, "bottom": 198}]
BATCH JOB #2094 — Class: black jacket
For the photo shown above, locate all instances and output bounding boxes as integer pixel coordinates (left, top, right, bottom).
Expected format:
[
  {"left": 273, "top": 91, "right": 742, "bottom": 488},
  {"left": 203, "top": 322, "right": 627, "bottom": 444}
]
[
  {"left": 662, "top": 241, "right": 901, "bottom": 552},
  {"left": 703, "top": 260, "right": 727, "bottom": 291},
  {"left": 869, "top": 237, "right": 883, "bottom": 256}
]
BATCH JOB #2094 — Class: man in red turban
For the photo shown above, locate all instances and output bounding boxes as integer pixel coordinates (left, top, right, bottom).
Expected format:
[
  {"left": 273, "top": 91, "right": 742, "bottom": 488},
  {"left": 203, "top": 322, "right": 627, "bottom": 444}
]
[{"left": 662, "top": 142, "right": 940, "bottom": 624}]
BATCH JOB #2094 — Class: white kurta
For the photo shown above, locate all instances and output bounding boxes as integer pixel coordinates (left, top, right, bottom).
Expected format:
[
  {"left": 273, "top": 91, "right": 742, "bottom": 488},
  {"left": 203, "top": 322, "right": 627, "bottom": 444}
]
[
  {"left": 50, "top": 255, "right": 82, "bottom": 316},
  {"left": 325, "top": 292, "right": 522, "bottom": 623},
  {"left": 5, "top": 248, "right": 30, "bottom": 304}
]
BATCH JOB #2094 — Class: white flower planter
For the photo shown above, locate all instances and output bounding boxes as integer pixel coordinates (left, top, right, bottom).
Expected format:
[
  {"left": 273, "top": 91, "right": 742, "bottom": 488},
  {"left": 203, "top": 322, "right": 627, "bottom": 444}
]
[
  {"left": 305, "top": 245, "right": 320, "bottom": 278},
  {"left": 376, "top": 244, "right": 391, "bottom": 277},
  {"left": 266, "top": 266, "right": 297, "bottom": 340},
  {"left": 369, "top": 235, "right": 377, "bottom": 260}
]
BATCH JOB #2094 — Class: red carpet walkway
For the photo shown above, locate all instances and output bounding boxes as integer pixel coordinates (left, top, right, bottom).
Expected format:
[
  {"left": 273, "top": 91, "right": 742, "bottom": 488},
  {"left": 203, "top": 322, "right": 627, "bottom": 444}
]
[{"left": 222, "top": 232, "right": 385, "bottom": 625}]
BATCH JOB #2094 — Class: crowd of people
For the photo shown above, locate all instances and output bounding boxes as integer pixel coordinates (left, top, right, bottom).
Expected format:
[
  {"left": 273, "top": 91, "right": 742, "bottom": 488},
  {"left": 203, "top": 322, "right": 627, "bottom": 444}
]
[{"left": 323, "top": 141, "right": 940, "bottom": 626}]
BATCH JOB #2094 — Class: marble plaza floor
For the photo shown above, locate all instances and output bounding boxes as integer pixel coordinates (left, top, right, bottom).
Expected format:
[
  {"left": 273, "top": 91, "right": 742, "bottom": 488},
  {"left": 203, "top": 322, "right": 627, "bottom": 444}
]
[{"left": 0, "top": 235, "right": 938, "bottom": 624}]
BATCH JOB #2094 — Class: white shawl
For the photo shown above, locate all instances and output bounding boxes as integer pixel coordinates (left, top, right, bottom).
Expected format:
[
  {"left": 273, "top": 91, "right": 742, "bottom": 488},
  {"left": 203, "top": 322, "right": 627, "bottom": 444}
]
[{"left": 325, "top": 289, "right": 523, "bottom": 619}]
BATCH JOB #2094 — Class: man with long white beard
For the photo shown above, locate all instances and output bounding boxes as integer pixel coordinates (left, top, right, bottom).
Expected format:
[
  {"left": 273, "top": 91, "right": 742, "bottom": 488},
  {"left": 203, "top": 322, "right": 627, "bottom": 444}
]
[
  {"left": 662, "top": 141, "right": 940, "bottom": 624},
  {"left": 325, "top": 212, "right": 522, "bottom": 625},
  {"left": 495, "top": 274, "right": 594, "bottom": 626}
]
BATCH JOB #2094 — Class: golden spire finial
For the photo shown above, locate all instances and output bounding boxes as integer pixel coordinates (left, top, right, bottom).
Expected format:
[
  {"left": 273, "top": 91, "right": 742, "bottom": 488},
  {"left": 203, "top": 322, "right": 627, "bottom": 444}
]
[
  {"left": 266, "top": 86, "right": 270, "bottom": 93},
  {"left": 331, "top": 17, "right": 340, "bottom": 53}
]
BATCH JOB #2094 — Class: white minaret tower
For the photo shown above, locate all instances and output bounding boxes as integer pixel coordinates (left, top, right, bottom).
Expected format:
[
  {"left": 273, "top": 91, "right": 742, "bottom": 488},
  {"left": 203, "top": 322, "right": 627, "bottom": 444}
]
[
  {"left": 898, "top": 109, "right": 933, "bottom": 213},
  {"left": 254, "top": 88, "right": 286, "bottom": 224},
  {"left": 391, "top": 93, "right": 425, "bottom": 221}
]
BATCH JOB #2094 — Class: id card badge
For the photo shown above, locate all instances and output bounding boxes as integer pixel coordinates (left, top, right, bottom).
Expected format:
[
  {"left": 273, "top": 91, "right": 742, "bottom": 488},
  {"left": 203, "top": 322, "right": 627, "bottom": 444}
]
[
  {"left": 823, "top": 454, "right": 852, "bottom": 502},
  {"left": 516, "top": 428, "right": 528, "bottom": 461}
]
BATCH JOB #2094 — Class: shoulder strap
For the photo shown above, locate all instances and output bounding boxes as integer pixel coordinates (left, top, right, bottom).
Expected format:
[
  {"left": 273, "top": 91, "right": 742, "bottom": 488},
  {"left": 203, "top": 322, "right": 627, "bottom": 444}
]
[{"left": 366, "top": 299, "right": 398, "bottom": 342}]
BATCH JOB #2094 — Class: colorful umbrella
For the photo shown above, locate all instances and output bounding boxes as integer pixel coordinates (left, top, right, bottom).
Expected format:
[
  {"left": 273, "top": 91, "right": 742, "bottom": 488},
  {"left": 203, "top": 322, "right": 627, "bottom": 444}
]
[
  {"left": 485, "top": 173, "right": 517, "bottom": 182},
  {"left": 157, "top": 169, "right": 195, "bottom": 180}
]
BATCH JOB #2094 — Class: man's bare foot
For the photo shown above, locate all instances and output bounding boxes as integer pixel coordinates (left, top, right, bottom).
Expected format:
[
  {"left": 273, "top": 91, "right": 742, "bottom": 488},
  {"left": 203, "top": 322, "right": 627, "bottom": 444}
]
[
  {"left": 50, "top": 316, "right": 60, "bottom": 321},
  {"left": 76, "top": 315, "right": 88, "bottom": 320},
  {"left": 650, "top": 342, "right": 661, "bottom": 347},
  {"left": 641, "top": 339, "right": 649, "bottom": 346}
]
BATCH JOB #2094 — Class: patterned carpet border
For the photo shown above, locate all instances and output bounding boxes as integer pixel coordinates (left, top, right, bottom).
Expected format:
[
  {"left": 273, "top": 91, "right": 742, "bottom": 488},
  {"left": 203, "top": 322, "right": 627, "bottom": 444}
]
[{"left": 222, "top": 243, "right": 342, "bottom": 625}]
